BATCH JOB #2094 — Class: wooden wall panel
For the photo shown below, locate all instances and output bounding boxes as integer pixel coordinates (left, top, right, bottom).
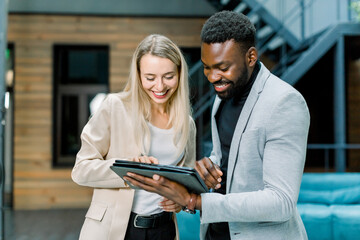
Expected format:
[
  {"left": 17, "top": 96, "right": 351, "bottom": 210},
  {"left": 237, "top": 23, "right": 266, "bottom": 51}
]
[
  {"left": 8, "top": 14, "right": 206, "bottom": 209},
  {"left": 348, "top": 59, "right": 360, "bottom": 172}
]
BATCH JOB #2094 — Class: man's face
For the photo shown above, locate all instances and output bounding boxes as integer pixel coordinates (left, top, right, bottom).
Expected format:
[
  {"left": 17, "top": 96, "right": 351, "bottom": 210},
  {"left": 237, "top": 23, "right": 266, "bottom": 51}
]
[{"left": 201, "top": 40, "right": 249, "bottom": 99}]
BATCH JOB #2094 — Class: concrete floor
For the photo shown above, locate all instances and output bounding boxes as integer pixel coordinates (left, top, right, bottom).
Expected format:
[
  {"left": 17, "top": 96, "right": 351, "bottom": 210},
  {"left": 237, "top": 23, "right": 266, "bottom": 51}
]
[{"left": 3, "top": 208, "right": 87, "bottom": 240}]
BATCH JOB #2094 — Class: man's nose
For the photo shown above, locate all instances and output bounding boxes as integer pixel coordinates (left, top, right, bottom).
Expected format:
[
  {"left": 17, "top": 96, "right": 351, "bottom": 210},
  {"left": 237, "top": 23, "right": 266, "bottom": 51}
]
[{"left": 207, "top": 69, "right": 221, "bottom": 83}]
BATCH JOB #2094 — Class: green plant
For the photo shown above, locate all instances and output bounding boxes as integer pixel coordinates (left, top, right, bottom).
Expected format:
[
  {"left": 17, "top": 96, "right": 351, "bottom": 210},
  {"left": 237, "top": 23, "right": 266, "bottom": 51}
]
[{"left": 351, "top": 0, "right": 360, "bottom": 21}]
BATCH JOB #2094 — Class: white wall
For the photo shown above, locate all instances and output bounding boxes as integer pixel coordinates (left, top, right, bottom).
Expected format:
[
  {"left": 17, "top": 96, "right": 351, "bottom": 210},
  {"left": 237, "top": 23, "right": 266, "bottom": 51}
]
[{"left": 259, "top": 0, "right": 354, "bottom": 40}]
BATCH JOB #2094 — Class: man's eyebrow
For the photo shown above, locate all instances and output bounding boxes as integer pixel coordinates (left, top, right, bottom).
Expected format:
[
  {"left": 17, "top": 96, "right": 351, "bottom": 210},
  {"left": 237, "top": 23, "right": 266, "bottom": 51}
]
[{"left": 201, "top": 60, "right": 228, "bottom": 68}]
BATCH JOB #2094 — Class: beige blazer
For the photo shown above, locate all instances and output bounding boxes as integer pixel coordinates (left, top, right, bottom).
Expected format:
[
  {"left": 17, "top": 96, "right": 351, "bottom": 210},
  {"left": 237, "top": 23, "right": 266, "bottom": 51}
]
[{"left": 72, "top": 93, "right": 196, "bottom": 240}]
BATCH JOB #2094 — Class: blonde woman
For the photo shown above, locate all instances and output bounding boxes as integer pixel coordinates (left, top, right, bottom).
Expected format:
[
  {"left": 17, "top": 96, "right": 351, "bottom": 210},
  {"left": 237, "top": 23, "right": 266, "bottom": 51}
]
[{"left": 72, "top": 34, "right": 196, "bottom": 240}]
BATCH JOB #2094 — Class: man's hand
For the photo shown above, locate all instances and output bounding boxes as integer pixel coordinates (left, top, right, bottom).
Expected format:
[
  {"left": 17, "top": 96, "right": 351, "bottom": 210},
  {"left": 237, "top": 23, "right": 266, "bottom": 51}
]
[
  {"left": 195, "top": 157, "right": 223, "bottom": 189},
  {"left": 123, "top": 173, "right": 192, "bottom": 208}
]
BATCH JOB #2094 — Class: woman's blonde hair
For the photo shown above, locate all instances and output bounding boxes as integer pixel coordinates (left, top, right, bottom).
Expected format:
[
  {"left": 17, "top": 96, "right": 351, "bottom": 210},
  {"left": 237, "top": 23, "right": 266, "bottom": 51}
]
[{"left": 122, "top": 34, "right": 191, "bottom": 157}]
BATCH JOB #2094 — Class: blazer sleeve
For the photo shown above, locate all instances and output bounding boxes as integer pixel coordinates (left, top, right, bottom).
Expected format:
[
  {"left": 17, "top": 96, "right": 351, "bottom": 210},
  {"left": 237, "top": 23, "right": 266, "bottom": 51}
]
[
  {"left": 201, "top": 90, "right": 310, "bottom": 223},
  {"left": 71, "top": 95, "right": 127, "bottom": 188}
]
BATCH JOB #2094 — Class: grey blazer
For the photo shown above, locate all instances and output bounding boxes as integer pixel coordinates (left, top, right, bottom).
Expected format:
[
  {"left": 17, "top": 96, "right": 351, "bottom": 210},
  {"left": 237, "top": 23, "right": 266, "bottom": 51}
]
[{"left": 200, "top": 63, "right": 310, "bottom": 240}]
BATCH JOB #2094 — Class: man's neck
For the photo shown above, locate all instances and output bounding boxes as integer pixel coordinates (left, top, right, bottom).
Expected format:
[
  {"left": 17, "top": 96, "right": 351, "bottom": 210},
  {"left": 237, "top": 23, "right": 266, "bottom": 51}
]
[{"left": 232, "top": 61, "right": 260, "bottom": 102}]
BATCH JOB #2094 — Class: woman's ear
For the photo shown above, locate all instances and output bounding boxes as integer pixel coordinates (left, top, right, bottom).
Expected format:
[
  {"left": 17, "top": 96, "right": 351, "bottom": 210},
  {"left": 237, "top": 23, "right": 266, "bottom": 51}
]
[{"left": 247, "top": 47, "right": 258, "bottom": 67}]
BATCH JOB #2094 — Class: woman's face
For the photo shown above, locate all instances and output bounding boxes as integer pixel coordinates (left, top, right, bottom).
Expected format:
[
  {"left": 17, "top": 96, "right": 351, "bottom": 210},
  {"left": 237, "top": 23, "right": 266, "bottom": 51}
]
[{"left": 140, "top": 54, "right": 179, "bottom": 107}]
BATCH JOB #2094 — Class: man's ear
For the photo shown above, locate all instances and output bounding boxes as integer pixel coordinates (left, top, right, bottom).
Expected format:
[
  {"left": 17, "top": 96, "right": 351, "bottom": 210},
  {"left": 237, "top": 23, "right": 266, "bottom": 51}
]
[{"left": 247, "top": 47, "right": 258, "bottom": 67}]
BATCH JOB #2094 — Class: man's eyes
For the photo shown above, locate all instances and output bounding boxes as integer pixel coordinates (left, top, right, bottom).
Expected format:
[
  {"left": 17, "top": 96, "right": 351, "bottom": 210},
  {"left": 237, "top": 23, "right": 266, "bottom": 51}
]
[
  {"left": 220, "top": 66, "right": 229, "bottom": 71},
  {"left": 202, "top": 65, "right": 229, "bottom": 71}
]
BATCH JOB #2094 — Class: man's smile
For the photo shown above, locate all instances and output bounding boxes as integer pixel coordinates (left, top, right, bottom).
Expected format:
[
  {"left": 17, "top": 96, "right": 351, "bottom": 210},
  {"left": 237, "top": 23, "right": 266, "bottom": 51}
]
[{"left": 213, "top": 81, "right": 231, "bottom": 92}]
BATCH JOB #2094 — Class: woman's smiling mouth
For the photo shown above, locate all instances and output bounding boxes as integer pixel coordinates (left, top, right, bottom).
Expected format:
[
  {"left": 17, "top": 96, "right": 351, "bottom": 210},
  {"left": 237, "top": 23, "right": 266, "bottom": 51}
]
[{"left": 152, "top": 90, "right": 169, "bottom": 98}]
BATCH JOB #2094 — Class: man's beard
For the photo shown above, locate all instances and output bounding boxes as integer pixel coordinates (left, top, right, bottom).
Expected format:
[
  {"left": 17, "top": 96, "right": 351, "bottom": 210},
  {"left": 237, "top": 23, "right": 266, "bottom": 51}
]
[{"left": 216, "top": 66, "right": 249, "bottom": 100}]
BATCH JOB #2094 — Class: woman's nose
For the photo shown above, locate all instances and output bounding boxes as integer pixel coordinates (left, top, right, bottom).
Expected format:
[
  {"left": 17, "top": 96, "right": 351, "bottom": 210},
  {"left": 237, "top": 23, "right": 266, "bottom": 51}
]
[{"left": 155, "top": 79, "right": 164, "bottom": 90}]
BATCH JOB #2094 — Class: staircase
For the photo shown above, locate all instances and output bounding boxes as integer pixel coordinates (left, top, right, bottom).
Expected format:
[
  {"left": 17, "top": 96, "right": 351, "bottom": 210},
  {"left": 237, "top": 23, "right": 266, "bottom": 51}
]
[
  {"left": 192, "top": 0, "right": 310, "bottom": 157},
  {"left": 192, "top": 0, "right": 360, "bottom": 166}
]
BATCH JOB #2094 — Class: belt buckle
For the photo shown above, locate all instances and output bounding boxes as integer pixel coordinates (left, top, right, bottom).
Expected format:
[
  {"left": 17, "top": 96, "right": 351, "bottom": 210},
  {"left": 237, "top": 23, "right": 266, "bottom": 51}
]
[{"left": 134, "top": 214, "right": 153, "bottom": 228}]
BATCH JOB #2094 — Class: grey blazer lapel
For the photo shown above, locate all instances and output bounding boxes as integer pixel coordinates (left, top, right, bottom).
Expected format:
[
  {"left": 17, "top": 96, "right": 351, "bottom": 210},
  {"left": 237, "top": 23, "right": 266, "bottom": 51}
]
[
  {"left": 226, "top": 63, "right": 270, "bottom": 193},
  {"left": 211, "top": 96, "right": 222, "bottom": 165}
]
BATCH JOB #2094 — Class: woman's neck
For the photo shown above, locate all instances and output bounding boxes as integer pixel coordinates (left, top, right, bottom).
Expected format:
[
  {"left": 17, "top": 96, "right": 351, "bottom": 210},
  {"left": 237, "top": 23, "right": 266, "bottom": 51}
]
[{"left": 150, "top": 106, "right": 171, "bottom": 129}]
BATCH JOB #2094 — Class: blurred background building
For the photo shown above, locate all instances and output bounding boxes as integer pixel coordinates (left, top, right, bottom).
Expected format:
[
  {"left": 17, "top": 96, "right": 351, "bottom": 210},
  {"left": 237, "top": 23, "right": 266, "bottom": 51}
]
[
  {"left": 3, "top": 0, "right": 215, "bottom": 211},
  {"left": 1, "top": 0, "right": 360, "bottom": 239}
]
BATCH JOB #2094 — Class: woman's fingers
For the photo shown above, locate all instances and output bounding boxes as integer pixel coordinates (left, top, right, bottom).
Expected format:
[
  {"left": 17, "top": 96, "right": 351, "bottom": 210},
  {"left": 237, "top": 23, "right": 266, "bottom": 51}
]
[
  {"left": 148, "top": 156, "right": 159, "bottom": 164},
  {"left": 160, "top": 198, "right": 182, "bottom": 212},
  {"left": 131, "top": 156, "right": 159, "bottom": 164}
]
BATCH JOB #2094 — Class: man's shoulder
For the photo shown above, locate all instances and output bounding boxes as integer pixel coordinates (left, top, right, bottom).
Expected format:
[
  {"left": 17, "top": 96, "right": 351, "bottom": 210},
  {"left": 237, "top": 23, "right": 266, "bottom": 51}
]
[
  {"left": 257, "top": 72, "right": 308, "bottom": 114},
  {"left": 264, "top": 73, "right": 303, "bottom": 98}
]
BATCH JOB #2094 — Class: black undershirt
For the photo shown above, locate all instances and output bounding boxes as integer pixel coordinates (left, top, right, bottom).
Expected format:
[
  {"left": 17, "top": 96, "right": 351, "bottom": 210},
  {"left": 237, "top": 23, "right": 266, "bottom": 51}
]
[{"left": 205, "top": 61, "right": 260, "bottom": 240}]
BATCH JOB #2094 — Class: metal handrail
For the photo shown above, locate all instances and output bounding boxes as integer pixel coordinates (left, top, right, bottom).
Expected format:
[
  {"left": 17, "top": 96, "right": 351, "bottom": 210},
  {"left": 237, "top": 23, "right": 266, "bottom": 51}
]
[
  {"left": 307, "top": 144, "right": 360, "bottom": 172},
  {"left": 258, "top": 0, "right": 316, "bottom": 56},
  {"left": 307, "top": 143, "right": 360, "bottom": 149}
]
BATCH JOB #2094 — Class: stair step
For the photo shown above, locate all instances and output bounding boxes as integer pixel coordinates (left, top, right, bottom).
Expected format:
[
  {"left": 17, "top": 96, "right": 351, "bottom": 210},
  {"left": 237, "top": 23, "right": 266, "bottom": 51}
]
[
  {"left": 249, "top": 13, "right": 260, "bottom": 24},
  {"left": 220, "top": 0, "right": 231, "bottom": 5},
  {"left": 268, "top": 36, "right": 285, "bottom": 50},
  {"left": 234, "top": 2, "right": 247, "bottom": 13},
  {"left": 257, "top": 25, "right": 273, "bottom": 39}
]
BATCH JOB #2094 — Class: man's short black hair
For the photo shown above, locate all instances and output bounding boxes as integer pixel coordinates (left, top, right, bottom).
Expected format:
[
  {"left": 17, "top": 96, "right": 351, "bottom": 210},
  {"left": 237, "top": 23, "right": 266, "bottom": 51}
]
[{"left": 201, "top": 10, "right": 256, "bottom": 51}]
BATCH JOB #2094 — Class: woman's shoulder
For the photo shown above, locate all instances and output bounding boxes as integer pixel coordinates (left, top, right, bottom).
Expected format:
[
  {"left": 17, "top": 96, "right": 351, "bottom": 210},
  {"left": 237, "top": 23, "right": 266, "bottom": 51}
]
[
  {"left": 103, "top": 92, "right": 130, "bottom": 106},
  {"left": 105, "top": 92, "right": 126, "bottom": 101},
  {"left": 188, "top": 115, "right": 196, "bottom": 132},
  {"left": 188, "top": 115, "right": 195, "bottom": 124},
  {"left": 94, "top": 92, "right": 130, "bottom": 116}
]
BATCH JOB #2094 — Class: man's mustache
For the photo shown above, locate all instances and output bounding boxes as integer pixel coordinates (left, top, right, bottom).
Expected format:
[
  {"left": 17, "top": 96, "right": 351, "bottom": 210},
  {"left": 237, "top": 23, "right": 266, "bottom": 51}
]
[{"left": 212, "top": 79, "right": 231, "bottom": 85}]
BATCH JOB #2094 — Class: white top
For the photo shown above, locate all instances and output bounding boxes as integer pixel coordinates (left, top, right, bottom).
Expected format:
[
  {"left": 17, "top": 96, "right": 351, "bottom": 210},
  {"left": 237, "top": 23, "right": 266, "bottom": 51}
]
[{"left": 131, "top": 122, "right": 184, "bottom": 215}]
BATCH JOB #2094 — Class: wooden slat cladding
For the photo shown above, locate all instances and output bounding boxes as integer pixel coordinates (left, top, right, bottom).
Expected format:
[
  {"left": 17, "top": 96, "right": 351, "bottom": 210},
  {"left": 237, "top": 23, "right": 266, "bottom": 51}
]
[
  {"left": 348, "top": 59, "right": 360, "bottom": 172},
  {"left": 8, "top": 14, "right": 206, "bottom": 209}
]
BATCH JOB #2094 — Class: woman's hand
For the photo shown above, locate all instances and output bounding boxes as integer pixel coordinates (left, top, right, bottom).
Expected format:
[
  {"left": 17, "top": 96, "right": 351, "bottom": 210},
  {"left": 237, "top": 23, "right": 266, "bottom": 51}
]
[
  {"left": 131, "top": 155, "right": 159, "bottom": 164},
  {"left": 160, "top": 197, "right": 181, "bottom": 213}
]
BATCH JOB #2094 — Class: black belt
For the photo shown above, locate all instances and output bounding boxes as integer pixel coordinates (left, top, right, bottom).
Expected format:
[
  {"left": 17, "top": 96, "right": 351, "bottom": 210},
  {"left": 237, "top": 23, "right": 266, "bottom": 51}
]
[{"left": 130, "top": 211, "right": 173, "bottom": 229}]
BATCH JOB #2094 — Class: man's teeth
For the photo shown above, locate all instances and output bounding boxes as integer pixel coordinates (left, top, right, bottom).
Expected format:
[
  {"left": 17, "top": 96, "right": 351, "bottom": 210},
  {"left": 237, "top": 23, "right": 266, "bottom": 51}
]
[
  {"left": 154, "top": 91, "right": 167, "bottom": 96},
  {"left": 215, "top": 84, "right": 227, "bottom": 88}
]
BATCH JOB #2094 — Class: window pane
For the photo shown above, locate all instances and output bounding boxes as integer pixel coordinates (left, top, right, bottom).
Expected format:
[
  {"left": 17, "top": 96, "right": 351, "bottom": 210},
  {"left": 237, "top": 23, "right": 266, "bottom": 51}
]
[
  {"left": 54, "top": 45, "right": 109, "bottom": 167},
  {"left": 54, "top": 45, "right": 109, "bottom": 85},
  {"left": 61, "top": 95, "right": 79, "bottom": 155},
  {"left": 67, "top": 50, "right": 108, "bottom": 84}
]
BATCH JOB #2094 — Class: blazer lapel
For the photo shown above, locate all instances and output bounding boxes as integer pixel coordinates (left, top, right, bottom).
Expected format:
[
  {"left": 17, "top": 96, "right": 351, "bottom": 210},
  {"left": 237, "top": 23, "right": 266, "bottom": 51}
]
[
  {"left": 211, "top": 96, "right": 222, "bottom": 166},
  {"left": 226, "top": 63, "right": 270, "bottom": 193}
]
